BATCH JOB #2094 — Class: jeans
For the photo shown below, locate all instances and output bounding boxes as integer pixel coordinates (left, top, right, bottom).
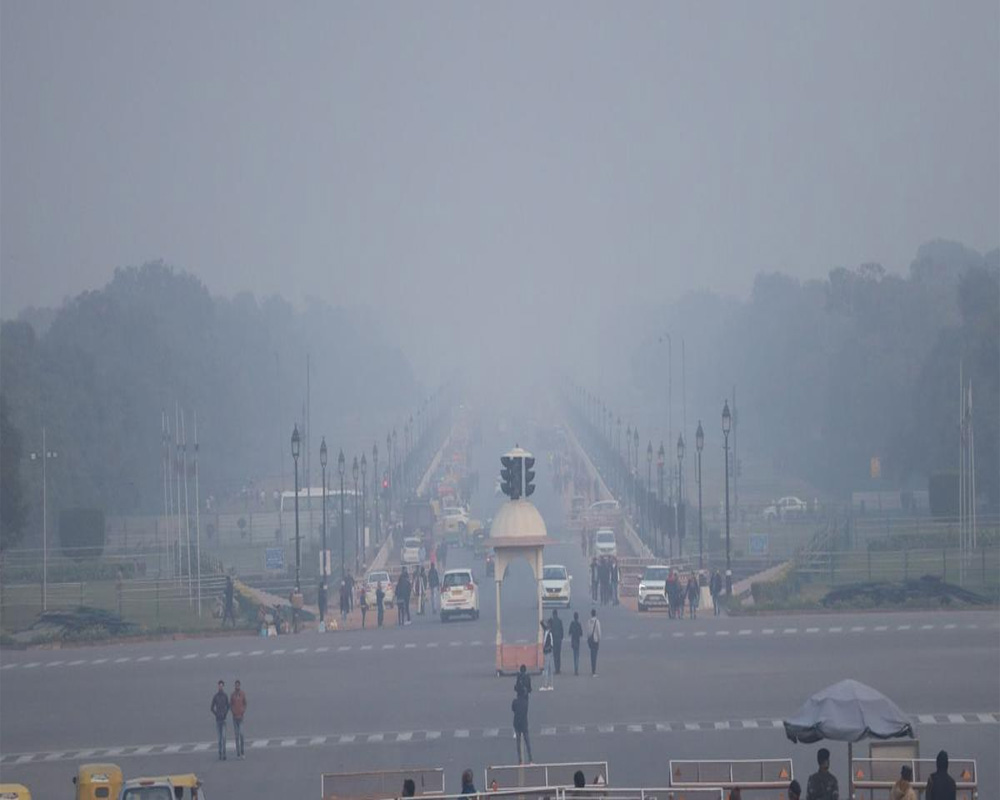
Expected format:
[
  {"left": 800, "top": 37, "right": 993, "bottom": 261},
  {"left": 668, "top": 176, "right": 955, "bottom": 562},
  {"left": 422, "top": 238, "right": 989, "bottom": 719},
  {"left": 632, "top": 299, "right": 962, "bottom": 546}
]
[
  {"left": 572, "top": 645, "right": 580, "bottom": 675},
  {"left": 216, "top": 718, "right": 227, "bottom": 759},
  {"left": 542, "top": 651, "right": 554, "bottom": 688},
  {"left": 515, "top": 729, "right": 533, "bottom": 764},
  {"left": 553, "top": 641, "right": 562, "bottom": 674},
  {"left": 431, "top": 590, "right": 438, "bottom": 612},
  {"left": 589, "top": 641, "right": 599, "bottom": 674},
  {"left": 233, "top": 717, "right": 244, "bottom": 757}
]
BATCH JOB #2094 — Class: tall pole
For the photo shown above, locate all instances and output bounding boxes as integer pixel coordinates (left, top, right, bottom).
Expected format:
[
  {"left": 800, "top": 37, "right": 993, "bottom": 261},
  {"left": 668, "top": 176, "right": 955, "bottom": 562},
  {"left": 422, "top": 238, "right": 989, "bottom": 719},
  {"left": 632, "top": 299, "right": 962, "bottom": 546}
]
[
  {"left": 696, "top": 420, "right": 704, "bottom": 571},
  {"left": 162, "top": 412, "right": 170, "bottom": 578},
  {"left": 677, "top": 434, "right": 685, "bottom": 558},
  {"left": 41, "top": 427, "right": 48, "bottom": 611},
  {"left": 175, "top": 403, "right": 183, "bottom": 584},
  {"left": 181, "top": 409, "right": 192, "bottom": 602},
  {"left": 339, "top": 450, "right": 346, "bottom": 579},
  {"left": 194, "top": 412, "right": 202, "bottom": 616},
  {"left": 165, "top": 413, "right": 175, "bottom": 579},
  {"left": 292, "top": 426, "right": 301, "bottom": 591},
  {"left": 723, "top": 401, "right": 732, "bottom": 596},
  {"left": 361, "top": 454, "right": 367, "bottom": 564},
  {"left": 320, "top": 437, "right": 328, "bottom": 609},
  {"left": 373, "top": 444, "right": 380, "bottom": 544}
]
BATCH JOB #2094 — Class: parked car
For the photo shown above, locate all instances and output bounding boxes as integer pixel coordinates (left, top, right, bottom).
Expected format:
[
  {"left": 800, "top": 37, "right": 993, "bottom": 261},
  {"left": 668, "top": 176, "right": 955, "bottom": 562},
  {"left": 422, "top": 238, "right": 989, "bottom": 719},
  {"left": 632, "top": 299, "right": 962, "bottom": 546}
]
[
  {"left": 401, "top": 536, "right": 424, "bottom": 565},
  {"left": 594, "top": 528, "right": 617, "bottom": 557},
  {"left": 762, "top": 496, "right": 808, "bottom": 519},
  {"left": 364, "top": 570, "right": 395, "bottom": 606},
  {"left": 440, "top": 568, "right": 479, "bottom": 621},
  {"left": 542, "top": 564, "right": 572, "bottom": 607},
  {"left": 637, "top": 565, "right": 670, "bottom": 612}
]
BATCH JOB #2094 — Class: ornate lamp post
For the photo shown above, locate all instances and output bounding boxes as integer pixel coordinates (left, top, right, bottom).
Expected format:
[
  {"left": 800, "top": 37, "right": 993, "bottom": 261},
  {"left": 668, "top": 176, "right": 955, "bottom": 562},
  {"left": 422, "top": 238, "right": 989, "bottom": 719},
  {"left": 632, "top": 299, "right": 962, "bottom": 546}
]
[
  {"left": 338, "top": 449, "right": 346, "bottom": 578},
  {"left": 291, "top": 426, "right": 301, "bottom": 591},
  {"left": 723, "top": 401, "right": 732, "bottom": 596},
  {"left": 677, "top": 433, "right": 685, "bottom": 557},
  {"left": 625, "top": 425, "right": 633, "bottom": 516},
  {"left": 320, "top": 438, "right": 328, "bottom": 601},
  {"left": 352, "top": 455, "right": 360, "bottom": 575},
  {"left": 386, "top": 432, "right": 393, "bottom": 517},
  {"left": 632, "top": 427, "right": 639, "bottom": 522},
  {"left": 695, "top": 421, "right": 704, "bottom": 571},
  {"left": 646, "top": 441, "right": 653, "bottom": 545},
  {"left": 360, "top": 452, "right": 367, "bottom": 564},
  {"left": 372, "top": 442, "right": 379, "bottom": 543},
  {"left": 657, "top": 443, "right": 665, "bottom": 556}
]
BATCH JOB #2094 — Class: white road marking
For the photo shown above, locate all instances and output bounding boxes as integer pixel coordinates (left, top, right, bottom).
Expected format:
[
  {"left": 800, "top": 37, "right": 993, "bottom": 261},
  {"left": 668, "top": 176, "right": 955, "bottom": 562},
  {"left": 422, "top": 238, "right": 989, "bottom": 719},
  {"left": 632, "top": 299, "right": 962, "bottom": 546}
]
[
  {"left": 309, "top": 736, "right": 327, "bottom": 745},
  {"left": 270, "top": 649, "right": 286, "bottom": 656},
  {"left": 368, "top": 733, "right": 384, "bottom": 742},
  {"left": 163, "top": 745, "right": 183, "bottom": 753},
  {"left": 115, "top": 657, "right": 131, "bottom": 663},
  {"left": 874, "top": 626, "right": 888, "bottom": 631},
  {"left": 715, "top": 630, "right": 729, "bottom": 636},
  {"left": 316, "top": 646, "right": 329, "bottom": 653},
  {"left": 398, "top": 732, "right": 415, "bottom": 741},
  {"left": 205, "top": 653, "right": 219, "bottom": 659},
  {"left": 684, "top": 722, "right": 699, "bottom": 731},
  {"left": 948, "top": 714, "right": 966, "bottom": 723},
  {"left": 1, "top": 663, "right": 18, "bottom": 670},
  {"left": 783, "top": 628, "right": 798, "bottom": 634},
  {"left": 426, "top": 642, "right": 439, "bottom": 648},
  {"left": 449, "top": 641, "right": 461, "bottom": 646},
  {"left": 227, "top": 651, "right": 243, "bottom": 657},
  {"left": 920, "top": 624, "right": 934, "bottom": 630},
  {"left": 649, "top": 632, "right": 663, "bottom": 639},
  {"left": 338, "top": 646, "right": 352, "bottom": 652},
  {"left": 978, "top": 713, "right": 995, "bottom": 723},
  {"left": 404, "top": 643, "right": 417, "bottom": 649},
  {"left": 249, "top": 650, "right": 264, "bottom": 656},
  {"left": 68, "top": 659, "right": 87, "bottom": 666},
  {"left": 714, "top": 721, "right": 730, "bottom": 730},
  {"left": 137, "top": 656, "right": 152, "bottom": 662},
  {"left": 471, "top": 640, "right": 483, "bottom": 646},
  {"left": 917, "top": 714, "right": 937, "bottom": 724},
  {"left": 627, "top": 724, "right": 643, "bottom": 732},
  {"left": 742, "top": 720, "right": 758, "bottom": 728},
  {"left": 192, "top": 743, "right": 211, "bottom": 752},
  {"left": 694, "top": 631, "right": 706, "bottom": 637},
  {"left": 805, "top": 628, "right": 819, "bottom": 634},
  {"left": 454, "top": 729, "right": 469, "bottom": 738},
  {"left": 828, "top": 627, "right": 842, "bottom": 633},
  {"left": 134, "top": 745, "right": 154, "bottom": 755},
  {"left": 360, "top": 645, "right": 372, "bottom": 651},
  {"left": 382, "top": 644, "right": 395, "bottom": 650},
  {"left": 293, "top": 647, "right": 308, "bottom": 654},
  {"left": 44, "top": 751, "right": 66, "bottom": 761},
  {"left": 106, "top": 747, "right": 125, "bottom": 756},
  {"left": 182, "top": 654, "right": 198, "bottom": 660},
  {"left": 672, "top": 632, "right": 685, "bottom": 638},
  {"left": 738, "top": 630, "right": 752, "bottom": 635},
  {"left": 45, "top": 660, "right": 65, "bottom": 667},
  {"left": 897, "top": 625, "right": 911, "bottom": 630},
  {"left": 944, "top": 624, "right": 957, "bottom": 630},
  {"left": 850, "top": 626, "right": 866, "bottom": 632},
  {"left": 92, "top": 658, "right": 108, "bottom": 664},
  {"left": 762, "top": 629, "right": 775, "bottom": 635},
  {"left": 251, "top": 740, "right": 268, "bottom": 749},
  {"left": 425, "top": 731, "right": 440, "bottom": 740},
  {"left": 338, "top": 735, "right": 356, "bottom": 744},
  {"left": 281, "top": 738, "right": 296, "bottom": 747}
]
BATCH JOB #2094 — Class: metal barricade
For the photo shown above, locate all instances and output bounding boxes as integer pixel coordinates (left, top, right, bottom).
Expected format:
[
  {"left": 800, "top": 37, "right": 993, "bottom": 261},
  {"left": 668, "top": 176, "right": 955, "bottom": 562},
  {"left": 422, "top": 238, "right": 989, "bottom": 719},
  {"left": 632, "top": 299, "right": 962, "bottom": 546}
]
[
  {"left": 852, "top": 758, "right": 978, "bottom": 800},
  {"left": 562, "top": 788, "right": 722, "bottom": 800},
  {"left": 321, "top": 768, "right": 445, "bottom": 800},
  {"left": 486, "top": 763, "right": 610, "bottom": 791},
  {"left": 668, "top": 759, "right": 793, "bottom": 789}
]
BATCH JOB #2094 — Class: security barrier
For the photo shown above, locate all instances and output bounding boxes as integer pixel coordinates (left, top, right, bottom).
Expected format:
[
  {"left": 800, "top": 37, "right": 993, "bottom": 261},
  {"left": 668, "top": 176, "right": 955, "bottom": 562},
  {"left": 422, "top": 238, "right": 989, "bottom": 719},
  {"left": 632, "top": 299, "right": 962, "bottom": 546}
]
[
  {"left": 668, "top": 759, "right": 793, "bottom": 789},
  {"left": 486, "top": 762, "right": 609, "bottom": 790},
  {"left": 851, "top": 757, "right": 977, "bottom": 800},
  {"left": 321, "top": 767, "right": 445, "bottom": 800}
]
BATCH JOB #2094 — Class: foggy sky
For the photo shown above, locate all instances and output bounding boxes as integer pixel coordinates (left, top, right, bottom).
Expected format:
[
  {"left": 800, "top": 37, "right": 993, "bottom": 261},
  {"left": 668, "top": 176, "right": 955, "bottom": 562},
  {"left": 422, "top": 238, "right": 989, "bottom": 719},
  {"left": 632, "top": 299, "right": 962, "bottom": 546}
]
[{"left": 2, "top": 1, "right": 998, "bottom": 381}]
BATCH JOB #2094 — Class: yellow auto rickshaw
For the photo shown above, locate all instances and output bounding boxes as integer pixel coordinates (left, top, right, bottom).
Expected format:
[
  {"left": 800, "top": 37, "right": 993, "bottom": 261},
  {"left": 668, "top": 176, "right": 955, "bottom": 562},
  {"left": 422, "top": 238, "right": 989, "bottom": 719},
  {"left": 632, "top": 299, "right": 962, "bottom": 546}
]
[
  {"left": 122, "top": 773, "right": 204, "bottom": 799},
  {"left": 73, "top": 763, "right": 123, "bottom": 800},
  {"left": 0, "top": 784, "right": 32, "bottom": 800}
]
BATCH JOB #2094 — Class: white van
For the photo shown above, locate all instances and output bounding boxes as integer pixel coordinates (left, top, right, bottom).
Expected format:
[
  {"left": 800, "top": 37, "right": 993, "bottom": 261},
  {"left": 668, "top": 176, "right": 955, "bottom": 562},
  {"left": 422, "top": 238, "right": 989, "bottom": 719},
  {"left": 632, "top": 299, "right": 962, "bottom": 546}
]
[
  {"left": 594, "top": 528, "right": 617, "bottom": 557},
  {"left": 440, "top": 568, "right": 479, "bottom": 621}
]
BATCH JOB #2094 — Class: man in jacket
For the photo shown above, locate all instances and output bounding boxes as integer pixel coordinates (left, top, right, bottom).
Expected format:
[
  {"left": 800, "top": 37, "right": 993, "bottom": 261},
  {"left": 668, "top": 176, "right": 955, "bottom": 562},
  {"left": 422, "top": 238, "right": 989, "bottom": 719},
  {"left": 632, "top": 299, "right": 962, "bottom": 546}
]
[
  {"left": 549, "top": 609, "right": 565, "bottom": 674},
  {"left": 540, "top": 621, "right": 555, "bottom": 691},
  {"left": 230, "top": 679, "right": 248, "bottom": 760},
  {"left": 210, "top": 680, "right": 230, "bottom": 760},
  {"left": 512, "top": 690, "right": 532, "bottom": 764},
  {"left": 925, "top": 750, "right": 957, "bottom": 800},
  {"left": 805, "top": 748, "right": 839, "bottom": 800},
  {"left": 587, "top": 609, "right": 602, "bottom": 676},
  {"left": 428, "top": 563, "right": 440, "bottom": 613},
  {"left": 568, "top": 611, "right": 584, "bottom": 675},
  {"left": 710, "top": 569, "right": 723, "bottom": 616}
]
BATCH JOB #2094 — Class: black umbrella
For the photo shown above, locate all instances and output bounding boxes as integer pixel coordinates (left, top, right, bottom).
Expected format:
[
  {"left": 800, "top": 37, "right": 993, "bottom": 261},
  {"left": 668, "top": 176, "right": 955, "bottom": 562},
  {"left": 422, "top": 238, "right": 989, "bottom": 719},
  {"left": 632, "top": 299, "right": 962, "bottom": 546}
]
[{"left": 784, "top": 679, "right": 914, "bottom": 796}]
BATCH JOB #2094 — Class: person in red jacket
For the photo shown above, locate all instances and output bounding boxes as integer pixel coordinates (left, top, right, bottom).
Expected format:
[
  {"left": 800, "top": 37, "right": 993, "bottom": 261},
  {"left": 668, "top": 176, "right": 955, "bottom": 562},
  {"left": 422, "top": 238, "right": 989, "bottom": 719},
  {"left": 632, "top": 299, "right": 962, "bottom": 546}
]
[{"left": 229, "top": 679, "right": 247, "bottom": 759}]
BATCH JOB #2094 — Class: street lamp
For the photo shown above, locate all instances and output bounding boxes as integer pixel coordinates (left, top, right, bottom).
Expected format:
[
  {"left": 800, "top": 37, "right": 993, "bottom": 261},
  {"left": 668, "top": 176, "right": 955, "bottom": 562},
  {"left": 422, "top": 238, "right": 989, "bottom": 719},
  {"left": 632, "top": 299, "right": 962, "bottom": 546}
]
[
  {"left": 372, "top": 442, "right": 379, "bottom": 544},
  {"left": 386, "top": 432, "right": 393, "bottom": 516},
  {"left": 625, "top": 425, "right": 632, "bottom": 516},
  {"left": 360, "top": 453, "right": 367, "bottom": 565},
  {"left": 695, "top": 421, "right": 704, "bottom": 571},
  {"left": 656, "top": 443, "right": 665, "bottom": 556},
  {"left": 646, "top": 441, "right": 653, "bottom": 544},
  {"left": 633, "top": 428, "right": 639, "bottom": 520},
  {"left": 722, "top": 401, "right": 732, "bottom": 596},
  {"left": 320, "top": 438, "right": 328, "bottom": 611},
  {"left": 677, "top": 433, "right": 685, "bottom": 557},
  {"left": 338, "top": 449, "right": 346, "bottom": 578},
  {"left": 392, "top": 428, "right": 398, "bottom": 498},
  {"left": 29, "top": 428, "right": 57, "bottom": 611},
  {"left": 353, "top": 455, "right": 360, "bottom": 574},
  {"left": 291, "top": 425, "right": 301, "bottom": 591},
  {"left": 617, "top": 417, "right": 622, "bottom": 495}
]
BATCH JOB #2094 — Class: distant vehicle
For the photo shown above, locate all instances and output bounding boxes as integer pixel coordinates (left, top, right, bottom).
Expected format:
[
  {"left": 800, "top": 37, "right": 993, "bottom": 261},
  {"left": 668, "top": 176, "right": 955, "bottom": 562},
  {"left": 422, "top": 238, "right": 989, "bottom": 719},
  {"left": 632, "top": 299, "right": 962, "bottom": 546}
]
[
  {"left": 403, "top": 501, "right": 435, "bottom": 536},
  {"left": 571, "top": 495, "right": 587, "bottom": 519},
  {"left": 441, "top": 506, "right": 469, "bottom": 533},
  {"left": 594, "top": 528, "right": 617, "bottom": 557},
  {"left": 762, "top": 496, "right": 808, "bottom": 519},
  {"left": 542, "top": 564, "right": 572, "bottom": 607},
  {"left": 364, "top": 570, "right": 395, "bottom": 606},
  {"left": 637, "top": 565, "right": 671, "bottom": 612},
  {"left": 0, "top": 784, "right": 31, "bottom": 800},
  {"left": 589, "top": 499, "right": 621, "bottom": 514},
  {"left": 120, "top": 773, "right": 204, "bottom": 800},
  {"left": 401, "top": 536, "right": 424, "bottom": 565},
  {"left": 440, "top": 568, "right": 479, "bottom": 621}
]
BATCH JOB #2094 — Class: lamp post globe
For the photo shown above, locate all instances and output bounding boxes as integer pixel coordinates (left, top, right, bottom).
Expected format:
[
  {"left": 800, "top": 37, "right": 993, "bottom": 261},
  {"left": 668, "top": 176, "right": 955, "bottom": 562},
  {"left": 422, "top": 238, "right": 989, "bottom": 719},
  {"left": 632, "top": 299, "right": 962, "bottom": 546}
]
[
  {"left": 291, "top": 426, "right": 301, "bottom": 591},
  {"left": 722, "top": 401, "right": 732, "bottom": 596}
]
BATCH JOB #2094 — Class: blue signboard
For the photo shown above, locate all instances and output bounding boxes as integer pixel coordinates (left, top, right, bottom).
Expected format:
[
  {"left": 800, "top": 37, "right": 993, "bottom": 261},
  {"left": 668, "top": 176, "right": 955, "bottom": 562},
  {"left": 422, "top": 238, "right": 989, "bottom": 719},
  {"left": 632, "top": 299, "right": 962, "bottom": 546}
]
[
  {"left": 748, "top": 534, "right": 769, "bottom": 556},
  {"left": 265, "top": 547, "right": 285, "bottom": 571}
]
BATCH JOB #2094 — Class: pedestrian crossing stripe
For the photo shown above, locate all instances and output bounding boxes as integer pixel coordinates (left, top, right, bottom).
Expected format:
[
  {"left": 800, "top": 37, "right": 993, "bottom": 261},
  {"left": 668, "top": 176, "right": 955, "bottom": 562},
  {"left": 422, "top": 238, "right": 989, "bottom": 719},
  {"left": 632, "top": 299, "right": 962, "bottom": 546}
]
[{"left": 0, "top": 712, "right": 997, "bottom": 765}]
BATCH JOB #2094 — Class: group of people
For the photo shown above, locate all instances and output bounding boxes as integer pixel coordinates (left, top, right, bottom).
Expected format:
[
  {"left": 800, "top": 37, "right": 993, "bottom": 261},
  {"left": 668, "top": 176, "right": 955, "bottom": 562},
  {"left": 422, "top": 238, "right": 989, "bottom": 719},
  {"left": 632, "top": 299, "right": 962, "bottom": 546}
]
[
  {"left": 539, "top": 608, "right": 603, "bottom": 687},
  {"left": 665, "top": 570, "right": 702, "bottom": 619},
  {"left": 589, "top": 555, "right": 619, "bottom": 605},
  {"left": 209, "top": 678, "right": 248, "bottom": 761}
]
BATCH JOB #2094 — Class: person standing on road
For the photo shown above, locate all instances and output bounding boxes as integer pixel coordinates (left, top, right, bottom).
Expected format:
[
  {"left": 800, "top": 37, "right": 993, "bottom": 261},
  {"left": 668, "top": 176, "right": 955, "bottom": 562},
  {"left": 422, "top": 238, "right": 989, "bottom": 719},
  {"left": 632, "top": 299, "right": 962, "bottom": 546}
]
[
  {"left": 210, "top": 680, "right": 230, "bottom": 761},
  {"left": 359, "top": 584, "right": 369, "bottom": 629},
  {"left": 686, "top": 574, "right": 700, "bottom": 619},
  {"left": 229, "top": 679, "right": 247, "bottom": 760},
  {"left": 549, "top": 609, "right": 564, "bottom": 675},
  {"left": 710, "top": 569, "right": 723, "bottom": 616},
  {"left": 512, "top": 689, "right": 533, "bottom": 764},
  {"left": 428, "top": 562, "right": 440, "bottom": 613},
  {"left": 924, "top": 750, "right": 957, "bottom": 800},
  {"left": 805, "top": 747, "right": 839, "bottom": 800},
  {"left": 376, "top": 582, "right": 385, "bottom": 628},
  {"left": 318, "top": 581, "right": 328, "bottom": 624},
  {"left": 339, "top": 579, "right": 350, "bottom": 623},
  {"left": 515, "top": 663, "right": 532, "bottom": 700},
  {"left": 396, "top": 567, "right": 410, "bottom": 627},
  {"left": 590, "top": 556, "right": 598, "bottom": 602},
  {"left": 222, "top": 576, "right": 236, "bottom": 627},
  {"left": 540, "top": 621, "right": 555, "bottom": 690},
  {"left": 415, "top": 565, "right": 427, "bottom": 615},
  {"left": 611, "top": 558, "right": 620, "bottom": 606},
  {"left": 345, "top": 571, "right": 355, "bottom": 612},
  {"left": 568, "top": 611, "right": 583, "bottom": 676},
  {"left": 586, "top": 609, "right": 602, "bottom": 676}
]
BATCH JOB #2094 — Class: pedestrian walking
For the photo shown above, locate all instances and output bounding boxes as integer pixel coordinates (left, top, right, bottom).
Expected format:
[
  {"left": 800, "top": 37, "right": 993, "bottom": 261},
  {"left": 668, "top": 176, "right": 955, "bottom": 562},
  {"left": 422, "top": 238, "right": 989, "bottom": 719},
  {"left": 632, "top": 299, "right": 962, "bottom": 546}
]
[
  {"left": 402, "top": 779, "right": 416, "bottom": 798},
  {"left": 787, "top": 779, "right": 802, "bottom": 800},
  {"left": 568, "top": 611, "right": 584, "bottom": 675},
  {"left": 890, "top": 765, "right": 916, "bottom": 800},
  {"left": 514, "top": 663, "right": 532, "bottom": 700},
  {"left": 376, "top": 582, "right": 385, "bottom": 628},
  {"left": 805, "top": 748, "right": 839, "bottom": 800},
  {"left": 610, "top": 558, "right": 619, "bottom": 606},
  {"left": 461, "top": 769, "right": 477, "bottom": 798},
  {"left": 710, "top": 569, "right": 723, "bottom": 616},
  {"left": 428, "top": 562, "right": 440, "bottom": 613},
  {"left": 210, "top": 680, "right": 230, "bottom": 760},
  {"left": 550, "top": 609, "right": 564, "bottom": 675},
  {"left": 590, "top": 557, "right": 598, "bottom": 602},
  {"left": 339, "top": 579, "right": 350, "bottom": 623},
  {"left": 686, "top": 575, "right": 699, "bottom": 619},
  {"left": 359, "top": 585, "right": 369, "bottom": 629},
  {"left": 540, "top": 621, "right": 555, "bottom": 690},
  {"left": 396, "top": 568, "right": 410, "bottom": 627},
  {"left": 415, "top": 565, "right": 427, "bottom": 615},
  {"left": 345, "top": 571, "right": 355, "bottom": 612},
  {"left": 230, "top": 679, "right": 247, "bottom": 760},
  {"left": 586, "top": 609, "right": 601, "bottom": 676},
  {"left": 512, "top": 690, "right": 533, "bottom": 764},
  {"left": 318, "top": 581, "right": 328, "bottom": 623},
  {"left": 925, "top": 750, "right": 957, "bottom": 800},
  {"left": 222, "top": 576, "right": 236, "bottom": 627}
]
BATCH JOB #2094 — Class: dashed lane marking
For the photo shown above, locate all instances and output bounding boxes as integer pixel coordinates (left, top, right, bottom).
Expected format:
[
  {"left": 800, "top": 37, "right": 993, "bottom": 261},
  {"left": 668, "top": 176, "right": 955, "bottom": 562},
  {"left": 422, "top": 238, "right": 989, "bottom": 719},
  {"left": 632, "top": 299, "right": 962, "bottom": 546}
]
[{"left": 3, "top": 713, "right": 996, "bottom": 764}]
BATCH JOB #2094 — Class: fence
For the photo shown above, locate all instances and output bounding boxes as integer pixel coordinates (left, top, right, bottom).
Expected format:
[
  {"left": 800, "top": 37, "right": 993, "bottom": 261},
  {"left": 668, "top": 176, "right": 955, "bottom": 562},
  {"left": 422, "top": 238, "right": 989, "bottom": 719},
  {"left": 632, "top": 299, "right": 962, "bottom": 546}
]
[
  {"left": 668, "top": 759, "right": 793, "bottom": 789},
  {"left": 851, "top": 757, "right": 977, "bottom": 799},
  {"left": 322, "top": 768, "right": 445, "bottom": 800},
  {"left": 486, "top": 762, "right": 609, "bottom": 790}
]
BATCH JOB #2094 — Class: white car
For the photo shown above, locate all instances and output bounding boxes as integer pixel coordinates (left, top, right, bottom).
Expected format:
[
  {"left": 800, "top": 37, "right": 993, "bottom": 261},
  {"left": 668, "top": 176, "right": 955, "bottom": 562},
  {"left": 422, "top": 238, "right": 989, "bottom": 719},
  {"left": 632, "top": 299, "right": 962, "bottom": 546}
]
[
  {"left": 441, "top": 506, "right": 470, "bottom": 537},
  {"left": 542, "top": 564, "right": 572, "bottom": 607},
  {"left": 763, "top": 496, "right": 808, "bottom": 519},
  {"left": 594, "top": 528, "right": 617, "bottom": 557},
  {"left": 401, "top": 536, "right": 424, "bottom": 565},
  {"left": 637, "top": 565, "right": 671, "bottom": 612},
  {"left": 589, "top": 499, "right": 621, "bottom": 514},
  {"left": 365, "top": 570, "right": 395, "bottom": 606},
  {"left": 440, "top": 568, "right": 479, "bottom": 621}
]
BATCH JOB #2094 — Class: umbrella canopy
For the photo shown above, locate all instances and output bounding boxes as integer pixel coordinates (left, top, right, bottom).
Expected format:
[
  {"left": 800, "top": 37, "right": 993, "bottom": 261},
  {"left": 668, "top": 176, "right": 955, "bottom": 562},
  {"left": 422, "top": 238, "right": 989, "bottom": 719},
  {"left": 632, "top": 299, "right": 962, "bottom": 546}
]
[{"left": 784, "top": 679, "right": 914, "bottom": 744}]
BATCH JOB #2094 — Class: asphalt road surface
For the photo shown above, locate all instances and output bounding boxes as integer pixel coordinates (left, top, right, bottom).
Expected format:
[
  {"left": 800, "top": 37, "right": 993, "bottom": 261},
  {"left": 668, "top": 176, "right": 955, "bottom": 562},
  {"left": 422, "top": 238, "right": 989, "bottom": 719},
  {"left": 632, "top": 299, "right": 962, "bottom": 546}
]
[{"left": 2, "top": 415, "right": 998, "bottom": 797}]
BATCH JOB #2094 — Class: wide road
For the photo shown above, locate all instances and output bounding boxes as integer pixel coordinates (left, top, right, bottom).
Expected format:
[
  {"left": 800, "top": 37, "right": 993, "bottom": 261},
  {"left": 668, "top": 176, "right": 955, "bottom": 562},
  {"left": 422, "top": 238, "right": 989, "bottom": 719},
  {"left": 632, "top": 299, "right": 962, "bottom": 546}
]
[{"left": 1, "top": 411, "right": 998, "bottom": 797}]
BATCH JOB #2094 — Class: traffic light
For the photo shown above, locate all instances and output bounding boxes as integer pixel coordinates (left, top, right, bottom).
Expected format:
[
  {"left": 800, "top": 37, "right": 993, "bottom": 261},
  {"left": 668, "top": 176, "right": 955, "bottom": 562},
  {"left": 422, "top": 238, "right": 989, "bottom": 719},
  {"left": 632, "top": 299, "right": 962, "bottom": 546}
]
[
  {"left": 523, "top": 456, "right": 536, "bottom": 497},
  {"left": 500, "top": 455, "right": 521, "bottom": 500}
]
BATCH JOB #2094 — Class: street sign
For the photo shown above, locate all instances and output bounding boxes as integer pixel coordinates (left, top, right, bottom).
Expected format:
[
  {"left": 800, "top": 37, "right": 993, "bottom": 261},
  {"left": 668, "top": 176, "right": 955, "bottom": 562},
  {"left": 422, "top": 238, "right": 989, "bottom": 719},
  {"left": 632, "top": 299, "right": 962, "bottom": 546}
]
[
  {"left": 748, "top": 533, "right": 769, "bottom": 556},
  {"left": 265, "top": 547, "right": 285, "bottom": 571},
  {"left": 319, "top": 549, "right": 331, "bottom": 576}
]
